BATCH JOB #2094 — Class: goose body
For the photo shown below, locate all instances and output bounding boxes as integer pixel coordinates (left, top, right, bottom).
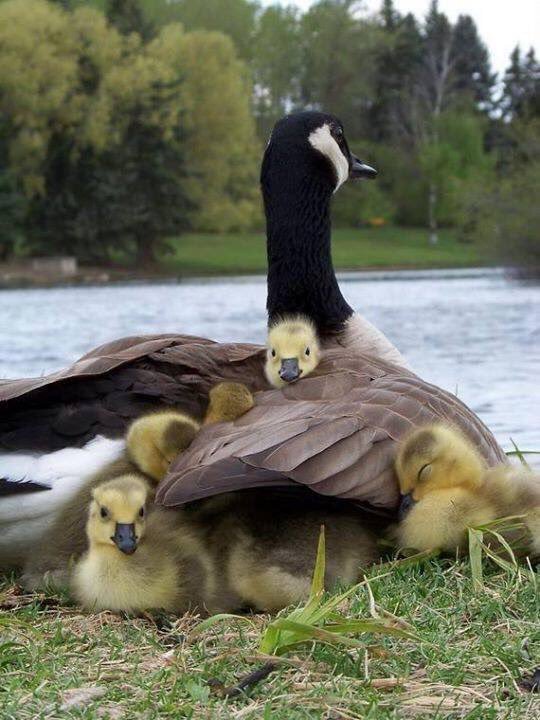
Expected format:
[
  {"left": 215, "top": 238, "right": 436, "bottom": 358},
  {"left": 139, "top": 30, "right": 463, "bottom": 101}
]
[{"left": 0, "top": 112, "right": 506, "bottom": 564}]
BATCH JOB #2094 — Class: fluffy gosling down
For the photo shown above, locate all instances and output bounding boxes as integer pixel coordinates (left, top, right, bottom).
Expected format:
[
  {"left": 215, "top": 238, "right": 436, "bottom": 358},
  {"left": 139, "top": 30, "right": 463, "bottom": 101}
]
[
  {"left": 71, "top": 474, "right": 185, "bottom": 614},
  {"left": 127, "top": 381, "right": 254, "bottom": 481},
  {"left": 265, "top": 316, "right": 321, "bottom": 388},
  {"left": 394, "top": 423, "right": 540, "bottom": 557}
]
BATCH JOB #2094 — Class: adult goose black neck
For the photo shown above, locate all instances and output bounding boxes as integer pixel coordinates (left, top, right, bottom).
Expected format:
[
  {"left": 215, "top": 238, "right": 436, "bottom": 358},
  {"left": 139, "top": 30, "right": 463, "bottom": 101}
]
[{"left": 262, "top": 132, "right": 353, "bottom": 335}]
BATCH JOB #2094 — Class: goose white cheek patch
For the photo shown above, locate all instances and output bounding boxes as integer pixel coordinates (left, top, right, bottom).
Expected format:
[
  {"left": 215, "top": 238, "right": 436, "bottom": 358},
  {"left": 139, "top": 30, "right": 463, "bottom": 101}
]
[{"left": 308, "top": 124, "right": 349, "bottom": 191}]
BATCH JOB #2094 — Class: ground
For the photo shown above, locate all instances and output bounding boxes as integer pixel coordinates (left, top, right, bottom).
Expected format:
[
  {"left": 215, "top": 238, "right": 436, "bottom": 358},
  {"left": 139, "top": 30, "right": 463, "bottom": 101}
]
[
  {"left": 1, "top": 556, "right": 538, "bottom": 719},
  {"left": 1, "top": 228, "right": 486, "bottom": 288}
]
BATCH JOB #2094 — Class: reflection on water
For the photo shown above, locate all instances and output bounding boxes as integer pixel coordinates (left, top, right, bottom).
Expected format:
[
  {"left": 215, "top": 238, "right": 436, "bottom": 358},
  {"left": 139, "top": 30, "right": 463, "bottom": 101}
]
[{"left": 1, "top": 269, "right": 538, "bottom": 451}]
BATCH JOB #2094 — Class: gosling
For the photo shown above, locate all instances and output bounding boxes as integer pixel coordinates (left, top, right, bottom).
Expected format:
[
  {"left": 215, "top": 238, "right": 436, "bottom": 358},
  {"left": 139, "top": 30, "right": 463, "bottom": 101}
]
[
  {"left": 71, "top": 475, "right": 186, "bottom": 613},
  {"left": 394, "top": 424, "right": 540, "bottom": 557},
  {"left": 127, "top": 381, "right": 254, "bottom": 480},
  {"left": 265, "top": 316, "right": 321, "bottom": 388}
]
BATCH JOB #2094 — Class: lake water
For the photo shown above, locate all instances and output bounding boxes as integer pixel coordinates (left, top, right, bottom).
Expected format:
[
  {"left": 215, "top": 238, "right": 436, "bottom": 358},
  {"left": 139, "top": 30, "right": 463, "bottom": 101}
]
[{"left": 1, "top": 268, "right": 538, "bottom": 453}]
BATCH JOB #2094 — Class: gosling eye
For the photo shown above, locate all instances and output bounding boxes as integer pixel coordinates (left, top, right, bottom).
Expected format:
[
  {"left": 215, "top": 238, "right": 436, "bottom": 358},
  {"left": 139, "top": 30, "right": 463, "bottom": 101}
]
[
  {"left": 139, "top": 506, "right": 145, "bottom": 518},
  {"left": 100, "top": 506, "right": 109, "bottom": 519},
  {"left": 417, "top": 464, "right": 432, "bottom": 482},
  {"left": 305, "top": 347, "right": 310, "bottom": 357},
  {"left": 271, "top": 349, "right": 276, "bottom": 358}
]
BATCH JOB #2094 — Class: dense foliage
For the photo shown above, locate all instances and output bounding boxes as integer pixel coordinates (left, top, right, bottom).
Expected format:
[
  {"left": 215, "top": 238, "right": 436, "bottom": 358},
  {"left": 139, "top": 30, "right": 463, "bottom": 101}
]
[{"left": 0, "top": 0, "right": 538, "bottom": 266}]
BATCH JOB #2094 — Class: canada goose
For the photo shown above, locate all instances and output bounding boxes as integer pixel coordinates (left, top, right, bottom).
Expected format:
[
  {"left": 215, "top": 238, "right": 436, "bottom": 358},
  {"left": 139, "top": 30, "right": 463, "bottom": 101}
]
[
  {"left": 394, "top": 424, "right": 540, "bottom": 557},
  {"left": 18, "top": 382, "right": 254, "bottom": 588},
  {"left": 265, "top": 316, "right": 321, "bottom": 388},
  {"left": 0, "top": 111, "right": 506, "bottom": 566},
  {"left": 72, "top": 474, "right": 381, "bottom": 615}
]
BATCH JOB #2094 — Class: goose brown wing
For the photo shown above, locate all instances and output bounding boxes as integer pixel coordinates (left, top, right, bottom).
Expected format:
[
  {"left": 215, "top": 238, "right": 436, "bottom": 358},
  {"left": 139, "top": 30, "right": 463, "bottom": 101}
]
[
  {"left": 156, "top": 350, "right": 507, "bottom": 513},
  {"left": 0, "top": 336, "right": 506, "bottom": 514},
  {"left": 0, "top": 334, "right": 265, "bottom": 452}
]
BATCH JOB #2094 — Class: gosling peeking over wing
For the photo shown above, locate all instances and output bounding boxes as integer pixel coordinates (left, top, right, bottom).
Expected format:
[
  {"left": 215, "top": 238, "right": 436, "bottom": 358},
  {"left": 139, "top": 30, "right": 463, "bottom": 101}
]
[
  {"left": 394, "top": 424, "right": 540, "bottom": 558},
  {"left": 127, "top": 382, "right": 254, "bottom": 481},
  {"left": 265, "top": 316, "right": 321, "bottom": 388}
]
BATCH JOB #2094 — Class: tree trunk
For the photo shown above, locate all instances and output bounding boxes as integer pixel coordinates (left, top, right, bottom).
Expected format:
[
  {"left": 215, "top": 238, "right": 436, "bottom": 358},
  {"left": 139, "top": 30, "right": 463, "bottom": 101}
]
[
  {"left": 135, "top": 235, "right": 155, "bottom": 267},
  {"left": 428, "top": 182, "right": 438, "bottom": 245}
]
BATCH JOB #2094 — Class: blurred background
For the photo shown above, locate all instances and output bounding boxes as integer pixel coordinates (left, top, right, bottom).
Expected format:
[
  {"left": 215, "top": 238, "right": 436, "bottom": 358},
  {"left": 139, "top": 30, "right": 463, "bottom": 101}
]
[{"left": 0, "top": 0, "right": 538, "bottom": 449}]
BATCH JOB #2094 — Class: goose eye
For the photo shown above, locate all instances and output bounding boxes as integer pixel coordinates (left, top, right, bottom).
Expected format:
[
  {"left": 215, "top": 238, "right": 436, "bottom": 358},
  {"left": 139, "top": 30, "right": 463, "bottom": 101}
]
[
  {"left": 100, "top": 506, "right": 109, "bottom": 519},
  {"left": 271, "top": 349, "right": 276, "bottom": 358},
  {"left": 139, "top": 507, "right": 145, "bottom": 518},
  {"left": 305, "top": 347, "right": 310, "bottom": 356},
  {"left": 334, "top": 126, "right": 343, "bottom": 138}
]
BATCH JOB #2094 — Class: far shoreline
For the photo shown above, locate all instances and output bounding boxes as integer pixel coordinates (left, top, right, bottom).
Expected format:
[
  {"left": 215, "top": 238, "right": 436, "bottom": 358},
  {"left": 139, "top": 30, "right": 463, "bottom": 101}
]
[{"left": 0, "top": 265, "right": 506, "bottom": 291}]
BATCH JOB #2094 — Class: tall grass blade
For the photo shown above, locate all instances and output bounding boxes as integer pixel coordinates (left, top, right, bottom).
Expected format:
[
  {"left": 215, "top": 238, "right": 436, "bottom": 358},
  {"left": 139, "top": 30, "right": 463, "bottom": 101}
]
[
  {"left": 468, "top": 528, "right": 484, "bottom": 590},
  {"left": 508, "top": 439, "right": 531, "bottom": 469}
]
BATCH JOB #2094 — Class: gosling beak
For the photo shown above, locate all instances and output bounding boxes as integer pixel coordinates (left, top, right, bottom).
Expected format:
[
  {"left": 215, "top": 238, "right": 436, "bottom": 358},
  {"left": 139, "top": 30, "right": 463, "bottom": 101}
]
[
  {"left": 398, "top": 493, "right": 416, "bottom": 521},
  {"left": 112, "top": 523, "right": 138, "bottom": 555},
  {"left": 279, "top": 357, "right": 301, "bottom": 383},
  {"left": 350, "top": 155, "right": 377, "bottom": 180}
]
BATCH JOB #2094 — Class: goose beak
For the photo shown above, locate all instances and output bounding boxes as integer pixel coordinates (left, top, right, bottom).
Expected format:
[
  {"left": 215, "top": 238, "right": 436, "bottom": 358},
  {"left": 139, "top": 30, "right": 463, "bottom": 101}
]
[
  {"left": 112, "top": 523, "right": 138, "bottom": 555},
  {"left": 398, "top": 493, "right": 416, "bottom": 521},
  {"left": 350, "top": 155, "right": 377, "bottom": 180},
  {"left": 279, "top": 358, "right": 301, "bottom": 383}
]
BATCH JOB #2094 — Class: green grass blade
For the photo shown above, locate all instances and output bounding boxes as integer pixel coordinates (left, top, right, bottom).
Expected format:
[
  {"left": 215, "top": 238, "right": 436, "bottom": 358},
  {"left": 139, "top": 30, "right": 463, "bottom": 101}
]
[
  {"left": 190, "top": 614, "right": 254, "bottom": 637},
  {"left": 269, "top": 618, "right": 366, "bottom": 650},
  {"left": 325, "top": 620, "right": 416, "bottom": 639},
  {"left": 308, "top": 525, "right": 326, "bottom": 602},
  {"left": 508, "top": 439, "right": 531, "bottom": 469},
  {"left": 468, "top": 528, "right": 484, "bottom": 590}
]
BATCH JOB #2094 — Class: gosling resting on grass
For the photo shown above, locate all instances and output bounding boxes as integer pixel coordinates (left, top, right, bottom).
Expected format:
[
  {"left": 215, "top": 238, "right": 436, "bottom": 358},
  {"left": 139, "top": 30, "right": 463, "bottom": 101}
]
[
  {"left": 265, "top": 316, "right": 321, "bottom": 388},
  {"left": 395, "top": 424, "right": 540, "bottom": 557},
  {"left": 71, "top": 475, "right": 184, "bottom": 613},
  {"left": 21, "top": 382, "right": 254, "bottom": 591},
  {"left": 72, "top": 479, "right": 380, "bottom": 614}
]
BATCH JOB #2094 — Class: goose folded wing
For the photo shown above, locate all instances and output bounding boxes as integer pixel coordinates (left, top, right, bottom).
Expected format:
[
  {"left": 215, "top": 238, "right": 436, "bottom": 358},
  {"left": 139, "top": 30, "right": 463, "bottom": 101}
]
[
  {"left": 156, "top": 356, "right": 506, "bottom": 513},
  {"left": 0, "top": 334, "right": 265, "bottom": 453}
]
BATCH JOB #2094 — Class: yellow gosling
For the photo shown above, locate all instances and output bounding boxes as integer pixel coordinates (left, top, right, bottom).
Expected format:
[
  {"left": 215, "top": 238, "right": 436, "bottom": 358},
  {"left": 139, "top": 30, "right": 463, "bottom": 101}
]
[
  {"left": 265, "top": 316, "right": 321, "bottom": 388},
  {"left": 71, "top": 474, "right": 182, "bottom": 614},
  {"left": 394, "top": 424, "right": 540, "bottom": 557}
]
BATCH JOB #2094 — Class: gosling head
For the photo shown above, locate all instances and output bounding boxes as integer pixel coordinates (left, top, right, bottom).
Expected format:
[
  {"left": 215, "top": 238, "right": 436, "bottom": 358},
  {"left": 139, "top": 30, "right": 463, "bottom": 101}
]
[
  {"left": 265, "top": 316, "right": 321, "bottom": 388},
  {"left": 206, "top": 382, "right": 254, "bottom": 424},
  {"left": 395, "top": 424, "right": 486, "bottom": 520},
  {"left": 88, "top": 475, "right": 149, "bottom": 555},
  {"left": 262, "top": 111, "right": 377, "bottom": 195}
]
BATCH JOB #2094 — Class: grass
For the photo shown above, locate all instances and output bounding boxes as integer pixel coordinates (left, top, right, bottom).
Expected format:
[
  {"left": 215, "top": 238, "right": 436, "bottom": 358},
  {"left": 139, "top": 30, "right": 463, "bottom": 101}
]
[
  {"left": 160, "top": 226, "right": 485, "bottom": 276},
  {"left": 1, "top": 555, "right": 538, "bottom": 719}
]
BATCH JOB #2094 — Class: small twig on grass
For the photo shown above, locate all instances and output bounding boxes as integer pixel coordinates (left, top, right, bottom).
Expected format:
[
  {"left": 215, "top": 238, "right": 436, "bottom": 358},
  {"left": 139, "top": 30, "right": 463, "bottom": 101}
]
[{"left": 207, "top": 661, "right": 278, "bottom": 698}]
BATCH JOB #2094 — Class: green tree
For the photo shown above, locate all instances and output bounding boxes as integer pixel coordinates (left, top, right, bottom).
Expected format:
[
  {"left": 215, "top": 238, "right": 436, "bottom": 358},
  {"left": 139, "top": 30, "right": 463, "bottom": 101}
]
[
  {"left": 251, "top": 5, "right": 301, "bottom": 138},
  {"left": 149, "top": 24, "right": 259, "bottom": 232},
  {"left": 25, "top": 89, "right": 193, "bottom": 265},
  {"left": 156, "top": 0, "right": 257, "bottom": 60},
  {"left": 502, "top": 47, "right": 540, "bottom": 121},
  {"left": 452, "top": 14, "right": 495, "bottom": 109},
  {"left": 298, "top": 0, "right": 381, "bottom": 137},
  {"left": 0, "top": 120, "right": 25, "bottom": 262},
  {"left": 465, "top": 119, "right": 540, "bottom": 271},
  {"left": 369, "top": 5, "right": 422, "bottom": 142},
  {"left": 106, "top": 0, "right": 154, "bottom": 40}
]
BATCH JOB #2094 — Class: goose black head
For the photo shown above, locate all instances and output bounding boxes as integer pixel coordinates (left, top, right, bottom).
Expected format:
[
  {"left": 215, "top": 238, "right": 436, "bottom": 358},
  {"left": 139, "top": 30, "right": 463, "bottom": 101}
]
[{"left": 261, "top": 111, "right": 377, "bottom": 195}]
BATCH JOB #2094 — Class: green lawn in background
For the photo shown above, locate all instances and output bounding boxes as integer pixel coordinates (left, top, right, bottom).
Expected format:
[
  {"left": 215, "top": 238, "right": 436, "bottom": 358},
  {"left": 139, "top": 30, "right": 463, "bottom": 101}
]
[{"left": 160, "top": 226, "right": 485, "bottom": 276}]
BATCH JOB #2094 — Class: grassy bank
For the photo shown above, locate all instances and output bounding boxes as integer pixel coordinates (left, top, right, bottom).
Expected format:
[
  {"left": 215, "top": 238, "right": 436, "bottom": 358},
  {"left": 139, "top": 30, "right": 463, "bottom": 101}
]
[
  {"left": 1, "top": 557, "right": 537, "bottom": 719},
  {"left": 162, "top": 226, "right": 485, "bottom": 276}
]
